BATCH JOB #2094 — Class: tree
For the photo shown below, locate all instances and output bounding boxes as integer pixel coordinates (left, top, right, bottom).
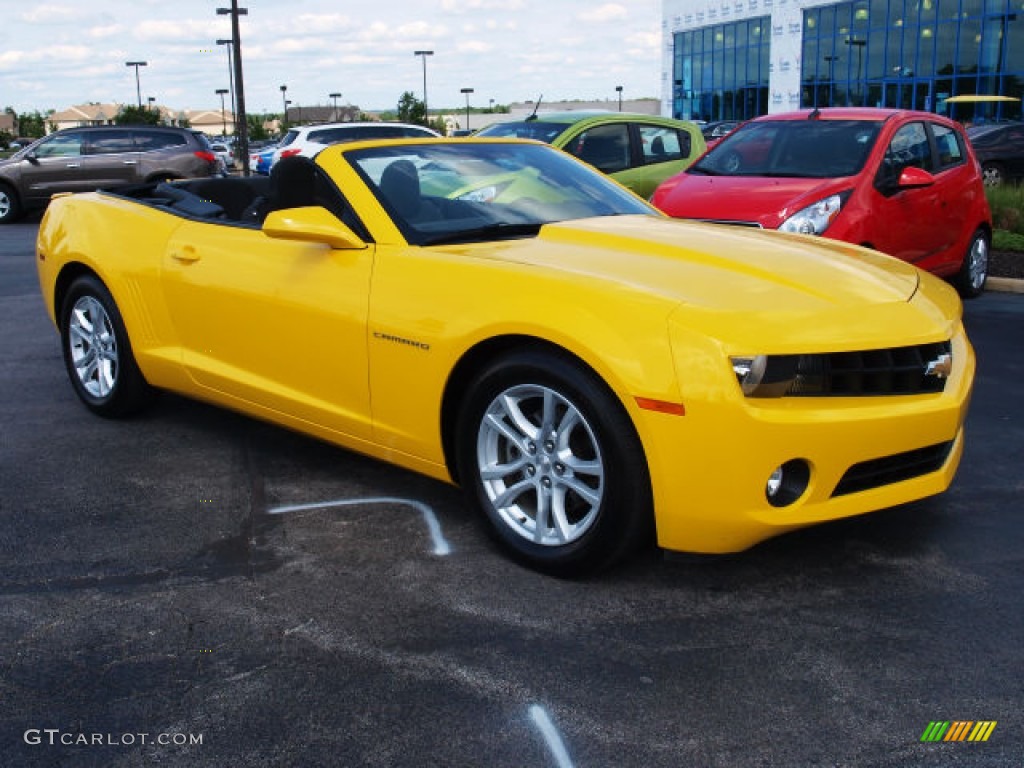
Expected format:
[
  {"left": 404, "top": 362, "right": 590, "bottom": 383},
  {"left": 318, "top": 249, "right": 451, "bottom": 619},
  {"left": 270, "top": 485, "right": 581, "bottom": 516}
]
[
  {"left": 17, "top": 110, "right": 51, "bottom": 138},
  {"left": 116, "top": 105, "right": 161, "bottom": 125},
  {"left": 247, "top": 114, "right": 269, "bottom": 141},
  {"left": 397, "top": 91, "right": 426, "bottom": 125}
]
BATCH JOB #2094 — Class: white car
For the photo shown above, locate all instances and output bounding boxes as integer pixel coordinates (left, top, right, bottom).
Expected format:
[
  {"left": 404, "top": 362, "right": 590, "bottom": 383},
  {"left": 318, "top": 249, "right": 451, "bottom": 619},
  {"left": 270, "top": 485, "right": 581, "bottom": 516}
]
[
  {"left": 271, "top": 122, "right": 440, "bottom": 168},
  {"left": 210, "top": 142, "right": 233, "bottom": 174}
]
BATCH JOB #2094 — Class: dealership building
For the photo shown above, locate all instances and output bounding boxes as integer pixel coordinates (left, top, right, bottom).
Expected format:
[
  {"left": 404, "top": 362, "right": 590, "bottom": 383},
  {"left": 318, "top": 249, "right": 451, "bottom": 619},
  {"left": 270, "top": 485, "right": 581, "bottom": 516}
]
[{"left": 661, "top": 0, "right": 1023, "bottom": 122}]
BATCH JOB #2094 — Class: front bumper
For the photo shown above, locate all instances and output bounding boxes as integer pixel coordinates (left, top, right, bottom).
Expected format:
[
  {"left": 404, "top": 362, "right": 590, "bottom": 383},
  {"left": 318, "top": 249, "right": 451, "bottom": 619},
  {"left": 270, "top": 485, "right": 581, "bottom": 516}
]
[{"left": 640, "top": 323, "right": 974, "bottom": 554}]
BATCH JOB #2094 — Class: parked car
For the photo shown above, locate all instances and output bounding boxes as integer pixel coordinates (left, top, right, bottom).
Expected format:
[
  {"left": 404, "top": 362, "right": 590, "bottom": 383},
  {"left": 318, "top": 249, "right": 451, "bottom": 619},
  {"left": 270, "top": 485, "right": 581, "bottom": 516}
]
[
  {"left": 36, "top": 138, "right": 973, "bottom": 576},
  {"left": 210, "top": 142, "right": 234, "bottom": 174},
  {"left": 701, "top": 120, "right": 739, "bottom": 141},
  {"left": 967, "top": 122, "right": 1024, "bottom": 187},
  {"left": 271, "top": 122, "right": 440, "bottom": 168},
  {"left": 651, "top": 108, "right": 992, "bottom": 297},
  {"left": 474, "top": 112, "right": 706, "bottom": 198},
  {"left": 0, "top": 125, "right": 219, "bottom": 224},
  {"left": 250, "top": 143, "right": 278, "bottom": 176}
]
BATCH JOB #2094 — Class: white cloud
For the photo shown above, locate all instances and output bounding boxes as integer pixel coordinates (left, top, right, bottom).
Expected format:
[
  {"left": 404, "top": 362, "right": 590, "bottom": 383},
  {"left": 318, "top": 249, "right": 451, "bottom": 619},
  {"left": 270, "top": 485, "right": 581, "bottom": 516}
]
[{"left": 578, "top": 3, "right": 628, "bottom": 23}]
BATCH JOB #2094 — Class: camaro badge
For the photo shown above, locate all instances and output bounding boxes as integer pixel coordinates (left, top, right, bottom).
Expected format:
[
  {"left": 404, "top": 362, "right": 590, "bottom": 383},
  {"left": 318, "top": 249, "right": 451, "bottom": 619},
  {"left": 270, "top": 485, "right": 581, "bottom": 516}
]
[{"left": 924, "top": 353, "right": 953, "bottom": 379}]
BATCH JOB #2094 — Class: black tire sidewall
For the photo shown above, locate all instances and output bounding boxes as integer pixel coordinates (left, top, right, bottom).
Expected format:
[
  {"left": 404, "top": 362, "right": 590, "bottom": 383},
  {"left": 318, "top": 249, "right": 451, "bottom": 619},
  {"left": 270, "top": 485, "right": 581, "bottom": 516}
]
[
  {"left": 60, "top": 276, "right": 150, "bottom": 417},
  {"left": 456, "top": 350, "right": 652, "bottom": 577}
]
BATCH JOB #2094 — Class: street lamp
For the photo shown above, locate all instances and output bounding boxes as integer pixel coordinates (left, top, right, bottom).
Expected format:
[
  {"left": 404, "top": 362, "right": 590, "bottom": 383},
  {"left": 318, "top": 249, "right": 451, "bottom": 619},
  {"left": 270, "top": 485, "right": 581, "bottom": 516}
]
[
  {"left": 216, "top": 39, "right": 236, "bottom": 129},
  {"left": 414, "top": 50, "right": 434, "bottom": 126},
  {"left": 216, "top": 88, "right": 229, "bottom": 136},
  {"left": 330, "top": 92, "right": 341, "bottom": 120},
  {"left": 125, "top": 61, "right": 147, "bottom": 108},
  {"left": 460, "top": 87, "right": 474, "bottom": 132},
  {"left": 217, "top": 3, "right": 250, "bottom": 175},
  {"left": 846, "top": 38, "right": 866, "bottom": 104},
  {"left": 280, "top": 84, "right": 288, "bottom": 124},
  {"left": 147, "top": 96, "right": 156, "bottom": 112},
  {"left": 615, "top": 85, "right": 623, "bottom": 111}
]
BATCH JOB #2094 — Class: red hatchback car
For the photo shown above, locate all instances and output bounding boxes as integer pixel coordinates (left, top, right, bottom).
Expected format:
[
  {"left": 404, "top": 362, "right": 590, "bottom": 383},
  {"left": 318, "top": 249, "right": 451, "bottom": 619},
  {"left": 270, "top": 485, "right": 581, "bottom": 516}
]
[{"left": 651, "top": 108, "right": 992, "bottom": 296}]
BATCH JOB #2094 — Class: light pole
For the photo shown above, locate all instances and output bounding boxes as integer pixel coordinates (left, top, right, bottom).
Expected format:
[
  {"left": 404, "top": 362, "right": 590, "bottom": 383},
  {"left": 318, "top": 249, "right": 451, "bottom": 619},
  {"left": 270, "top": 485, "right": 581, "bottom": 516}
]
[
  {"left": 460, "top": 88, "right": 474, "bottom": 132},
  {"left": 125, "top": 61, "right": 147, "bottom": 108},
  {"left": 280, "top": 84, "right": 288, "bottom": 125},
  {"left": 147, "top": 96, "right": 156, "bottom": 112},
  {"left": 823, "top": 55, "right": 839, "bottom": 107},
  {"left": 330, "top": 92, "right": 341, "bottom": 120},
  {"left": 216, "top": 88, "right": 229, "bottom": 135},
  {"left": 846, "top": 38, "right": 866, "bottom": 105},
  {"left": 414, "top": 50, "right": 434, "bottom": 126},
  {"left": 216, "top": 2, "right": 250, "bottom": 175},
  {"left": 216, "top": 38, "right": 236, "bottom": 129},
  {"left": 615, "top": 85, "right": 623, "bottom": 111}
]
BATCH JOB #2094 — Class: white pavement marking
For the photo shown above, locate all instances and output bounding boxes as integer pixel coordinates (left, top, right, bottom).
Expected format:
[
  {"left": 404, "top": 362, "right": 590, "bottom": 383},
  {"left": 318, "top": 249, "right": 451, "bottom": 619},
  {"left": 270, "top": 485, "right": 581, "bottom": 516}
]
[
  {"left": 267, "top": 496, "right": 452, "bottom": 556},
  {"left": 529, "top": 704, "right": 575, "bottom": 768}
]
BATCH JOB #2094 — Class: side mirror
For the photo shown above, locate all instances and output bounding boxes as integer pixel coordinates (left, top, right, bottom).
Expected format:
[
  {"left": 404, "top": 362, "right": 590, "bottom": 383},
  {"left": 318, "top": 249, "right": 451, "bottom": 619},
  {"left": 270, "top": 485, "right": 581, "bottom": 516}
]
[
  {"left": 262, "top": 206, "right": 367, "bottom": 250},
  {"left": 897, "top": 166, "right": 935, "bottom": 189}
]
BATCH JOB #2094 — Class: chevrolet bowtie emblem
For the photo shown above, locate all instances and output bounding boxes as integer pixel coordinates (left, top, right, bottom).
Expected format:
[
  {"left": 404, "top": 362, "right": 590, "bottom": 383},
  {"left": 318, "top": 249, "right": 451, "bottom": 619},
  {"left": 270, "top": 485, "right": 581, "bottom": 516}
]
[{"left": 924, "top": 353, "right": 953, "bottom": 379}]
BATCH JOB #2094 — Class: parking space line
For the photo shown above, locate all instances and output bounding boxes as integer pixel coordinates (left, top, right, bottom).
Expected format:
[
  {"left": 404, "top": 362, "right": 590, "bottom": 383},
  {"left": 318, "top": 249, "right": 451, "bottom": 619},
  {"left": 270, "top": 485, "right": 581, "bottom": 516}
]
[
  {"left": 529, "top": 704, "right": 575, "bottom": 768},
  {"left": 266, "top": 496, "right": 452, "bottom": 556}
]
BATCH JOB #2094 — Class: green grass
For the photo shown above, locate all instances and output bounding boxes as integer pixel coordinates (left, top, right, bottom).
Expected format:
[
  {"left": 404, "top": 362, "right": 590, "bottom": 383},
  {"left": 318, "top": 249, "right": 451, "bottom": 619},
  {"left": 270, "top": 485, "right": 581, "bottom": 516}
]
[
  {"left": 993, "top": 229, "right": 1024, "bottom": 252},
  {"left": 987, "top": 185, "right": 1024, "bottom": 246}
]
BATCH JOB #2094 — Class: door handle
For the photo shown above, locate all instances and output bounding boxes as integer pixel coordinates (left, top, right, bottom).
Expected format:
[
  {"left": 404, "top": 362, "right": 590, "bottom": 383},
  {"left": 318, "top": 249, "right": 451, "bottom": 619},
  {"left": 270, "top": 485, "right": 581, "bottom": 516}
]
[
  {"left": 170, "top": 245, "right": 200, "bottom": 263},
  {"left": 66, "top": 163, "right": 81, "bottom": 168},
  {"left": 122, "top": 160, "right": 138, "bottom": 165}
]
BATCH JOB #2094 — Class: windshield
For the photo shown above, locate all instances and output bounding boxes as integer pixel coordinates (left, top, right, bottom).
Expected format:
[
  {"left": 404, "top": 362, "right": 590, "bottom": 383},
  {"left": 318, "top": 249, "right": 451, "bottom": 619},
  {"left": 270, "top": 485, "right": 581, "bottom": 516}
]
[
  {"left": 474, "top": 121, "right": 574, "bottom": 144},
  {"left": 346, "top": 142, "right": 655, "bottom": 246},
  {"left": 692, "top": 119, "right": 882, "bottom": 178}
]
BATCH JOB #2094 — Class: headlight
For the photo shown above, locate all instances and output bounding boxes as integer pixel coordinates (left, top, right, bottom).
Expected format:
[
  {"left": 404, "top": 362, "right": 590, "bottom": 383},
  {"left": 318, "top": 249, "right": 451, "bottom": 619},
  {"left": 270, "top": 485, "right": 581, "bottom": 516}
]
[
  {"left": 731, "top": 354, "right": 800, "bottom": 397},
  {"left": 778, "top": 191, "right": 851, "bottom": 235}
]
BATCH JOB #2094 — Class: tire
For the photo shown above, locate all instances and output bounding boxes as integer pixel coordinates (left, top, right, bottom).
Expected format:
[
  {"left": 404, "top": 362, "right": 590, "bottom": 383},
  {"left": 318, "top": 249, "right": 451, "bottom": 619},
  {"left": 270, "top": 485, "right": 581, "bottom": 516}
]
[
  {"left": 953, "top": 228, "right": 989, "bottom": 299},
  {"left": 60, "top": 275, "right": 154, "bottom": 417},
  {"left": 456, "top": 349, "right": 653, "bottom": 577},
  {"left": 981, "top": 163, "right": 1004, "bottom": 188},
  {"left": 0, "top": 182, "right": 21, "bottom": 224}
]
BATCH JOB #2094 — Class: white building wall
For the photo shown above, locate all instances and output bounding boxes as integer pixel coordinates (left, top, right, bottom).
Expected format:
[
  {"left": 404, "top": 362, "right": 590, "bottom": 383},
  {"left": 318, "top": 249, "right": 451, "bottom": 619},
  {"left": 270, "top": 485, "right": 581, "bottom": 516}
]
[{"left": 662, "top": 0, "right": 836, "bottom": 116}]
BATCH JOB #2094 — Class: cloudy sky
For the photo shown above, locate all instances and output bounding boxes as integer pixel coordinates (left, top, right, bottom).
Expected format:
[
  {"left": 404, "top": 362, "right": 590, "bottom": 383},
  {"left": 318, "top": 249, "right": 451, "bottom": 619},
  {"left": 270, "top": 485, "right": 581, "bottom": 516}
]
[{"left": 1, "top": 0, "right": 664, "bottom": 116}]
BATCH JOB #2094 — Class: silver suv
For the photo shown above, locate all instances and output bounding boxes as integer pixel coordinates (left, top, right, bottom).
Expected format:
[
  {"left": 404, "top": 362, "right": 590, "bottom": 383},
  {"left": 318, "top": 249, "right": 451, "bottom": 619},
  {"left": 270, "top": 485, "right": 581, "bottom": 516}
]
[{"left": 0, "top": 125, "right": 220, "bottom": 223}]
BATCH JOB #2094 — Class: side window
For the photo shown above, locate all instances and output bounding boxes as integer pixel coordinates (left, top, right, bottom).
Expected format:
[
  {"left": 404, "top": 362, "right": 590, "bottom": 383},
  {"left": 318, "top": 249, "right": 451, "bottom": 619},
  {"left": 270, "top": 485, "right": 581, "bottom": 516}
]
[
  {"left": 565, "top": 123, "right": 630, "bottom": 174},
  {"left": 87, "top": 130, "right": 136, "bottom": 155},
  {"left": 638, "top": 125, "right": 689, "bottom": 165},
  {"left": 876, "top": 122, "right": 931, "bottom": 188},
  {"left": 134, "top": 131, "right": 187, "bottom": 151},
  {"left": 34, "top": 132, "right": 85, "bottom": 158},
  {"left": 930, "top": 123, "right": 965, "bottom": 171}
]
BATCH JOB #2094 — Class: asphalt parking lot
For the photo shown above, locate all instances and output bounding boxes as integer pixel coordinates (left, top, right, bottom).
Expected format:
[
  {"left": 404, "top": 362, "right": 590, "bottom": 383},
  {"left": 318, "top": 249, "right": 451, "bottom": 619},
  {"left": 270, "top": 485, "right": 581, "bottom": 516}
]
[{"left": 2, "top": 218, "right": 1022, "bottom": 767}]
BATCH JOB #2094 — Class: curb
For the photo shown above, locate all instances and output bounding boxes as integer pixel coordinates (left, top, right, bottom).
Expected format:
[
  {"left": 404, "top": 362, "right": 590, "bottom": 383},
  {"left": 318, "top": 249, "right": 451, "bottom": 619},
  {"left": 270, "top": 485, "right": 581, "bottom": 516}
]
[{"left": 988, "top": 276, "right": 1024, "bottom": 294}]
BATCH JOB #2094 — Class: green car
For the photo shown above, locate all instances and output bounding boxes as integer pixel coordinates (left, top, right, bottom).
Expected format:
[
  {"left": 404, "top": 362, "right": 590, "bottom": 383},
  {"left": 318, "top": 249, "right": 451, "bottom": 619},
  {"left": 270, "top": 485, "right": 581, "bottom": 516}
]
[{"left": 474, "top": 111, "right": 706, "bottom": 199}]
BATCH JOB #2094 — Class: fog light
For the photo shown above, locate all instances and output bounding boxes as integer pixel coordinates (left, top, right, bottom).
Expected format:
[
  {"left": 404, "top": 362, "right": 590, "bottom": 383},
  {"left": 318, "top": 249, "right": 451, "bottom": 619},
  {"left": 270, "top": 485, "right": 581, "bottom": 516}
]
[{"left": 765, "top": 459, "right": 811, "bottom": 507}]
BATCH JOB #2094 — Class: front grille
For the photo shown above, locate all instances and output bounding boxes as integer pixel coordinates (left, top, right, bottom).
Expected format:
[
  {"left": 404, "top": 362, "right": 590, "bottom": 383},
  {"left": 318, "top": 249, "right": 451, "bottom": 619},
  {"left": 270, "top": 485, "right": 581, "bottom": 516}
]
[
  {"left": 788, "top": 341, "right": 952, "bottom": 396},
  {"left": 832, "top": 441, "right": 954, "bottom": 497}
]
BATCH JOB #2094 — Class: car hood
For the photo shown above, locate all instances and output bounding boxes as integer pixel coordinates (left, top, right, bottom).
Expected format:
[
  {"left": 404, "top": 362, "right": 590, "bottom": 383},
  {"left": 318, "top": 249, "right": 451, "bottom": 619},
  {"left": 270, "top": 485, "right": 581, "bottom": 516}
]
[
  {"left": 453, "top": 214, "right": 920, "bottom": 314},
  {"left": 659, "top": 174, "right": 853, "bottom": 228}
]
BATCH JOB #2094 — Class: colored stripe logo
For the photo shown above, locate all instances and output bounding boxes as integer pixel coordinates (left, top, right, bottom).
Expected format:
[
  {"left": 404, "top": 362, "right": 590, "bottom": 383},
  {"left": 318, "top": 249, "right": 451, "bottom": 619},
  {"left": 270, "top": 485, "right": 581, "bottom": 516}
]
[{"left": 920, "top": 721, "right": 997, "bottom": 742}]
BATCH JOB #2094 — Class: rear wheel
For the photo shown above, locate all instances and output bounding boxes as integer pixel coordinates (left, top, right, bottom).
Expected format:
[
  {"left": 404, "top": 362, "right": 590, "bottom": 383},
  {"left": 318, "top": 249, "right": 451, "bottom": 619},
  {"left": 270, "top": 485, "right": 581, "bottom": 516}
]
[
  {"left": 954, "top": 229, "right": 989, "bottom": 299},
  {"left": 60, "top": 275, "right": 154, "bottom": 417},
  {"left": 0, "top": 182, "right": 21, "bottom": 224},
  {"left": 456, "top": 349, "right": 653, "bottom": 577}
]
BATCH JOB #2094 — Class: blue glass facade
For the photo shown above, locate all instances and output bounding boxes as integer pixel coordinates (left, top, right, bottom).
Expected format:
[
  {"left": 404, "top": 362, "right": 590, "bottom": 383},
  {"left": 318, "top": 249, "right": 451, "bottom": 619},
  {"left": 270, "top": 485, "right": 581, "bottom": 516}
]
[
  {"left": 672, "top": 17, "right": 772, "bottom": 122},
  {"left": 666, "top": 0, "right": 1023, "bottom": 123}
]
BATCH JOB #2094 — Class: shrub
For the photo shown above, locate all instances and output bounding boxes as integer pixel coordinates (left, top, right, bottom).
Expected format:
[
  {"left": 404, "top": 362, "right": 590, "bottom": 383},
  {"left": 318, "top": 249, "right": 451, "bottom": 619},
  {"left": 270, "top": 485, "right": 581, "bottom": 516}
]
[{"left": 987, "top": 185, "right": 1024, "bottom": 237}]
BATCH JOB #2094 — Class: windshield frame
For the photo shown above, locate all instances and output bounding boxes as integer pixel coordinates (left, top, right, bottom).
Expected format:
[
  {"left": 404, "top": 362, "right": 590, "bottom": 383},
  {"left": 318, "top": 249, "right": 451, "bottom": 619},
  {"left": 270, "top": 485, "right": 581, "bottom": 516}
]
[{"left": 345, "top": 141, "right": 656, "bottom": 246}]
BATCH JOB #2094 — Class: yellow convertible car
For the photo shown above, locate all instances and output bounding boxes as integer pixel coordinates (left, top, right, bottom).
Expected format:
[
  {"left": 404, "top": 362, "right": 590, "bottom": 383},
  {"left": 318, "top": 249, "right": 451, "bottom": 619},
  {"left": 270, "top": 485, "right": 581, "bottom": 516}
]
[{"left": 36, "top": 139, "right": 974, "bottom": 576}]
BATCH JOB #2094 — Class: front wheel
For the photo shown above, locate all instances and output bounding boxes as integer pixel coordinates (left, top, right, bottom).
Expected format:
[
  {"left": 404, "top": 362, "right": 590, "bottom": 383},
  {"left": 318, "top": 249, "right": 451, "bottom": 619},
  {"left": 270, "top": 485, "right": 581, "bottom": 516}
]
[
  {"left": 456, "top": 350, "right": 653, "bottom": 577},
  {"left": 954, "top": 229, "right": 988, "bottom": 299},
  {"left": 981, "top": 163, "right": 1004, "bottom": 188},
  {"left": 60, "top": 275, "right": 154, "bottom": 417},
  {"left": 0, "top": 183, "right": 21, "bottom": 224}
]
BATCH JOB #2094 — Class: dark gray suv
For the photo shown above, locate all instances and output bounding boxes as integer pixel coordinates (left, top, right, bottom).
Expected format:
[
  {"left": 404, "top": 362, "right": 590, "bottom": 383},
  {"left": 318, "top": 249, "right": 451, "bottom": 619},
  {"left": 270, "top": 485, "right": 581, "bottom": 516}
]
[{"left": 0, "top": 125, "right": 220, "bottom": 223}]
